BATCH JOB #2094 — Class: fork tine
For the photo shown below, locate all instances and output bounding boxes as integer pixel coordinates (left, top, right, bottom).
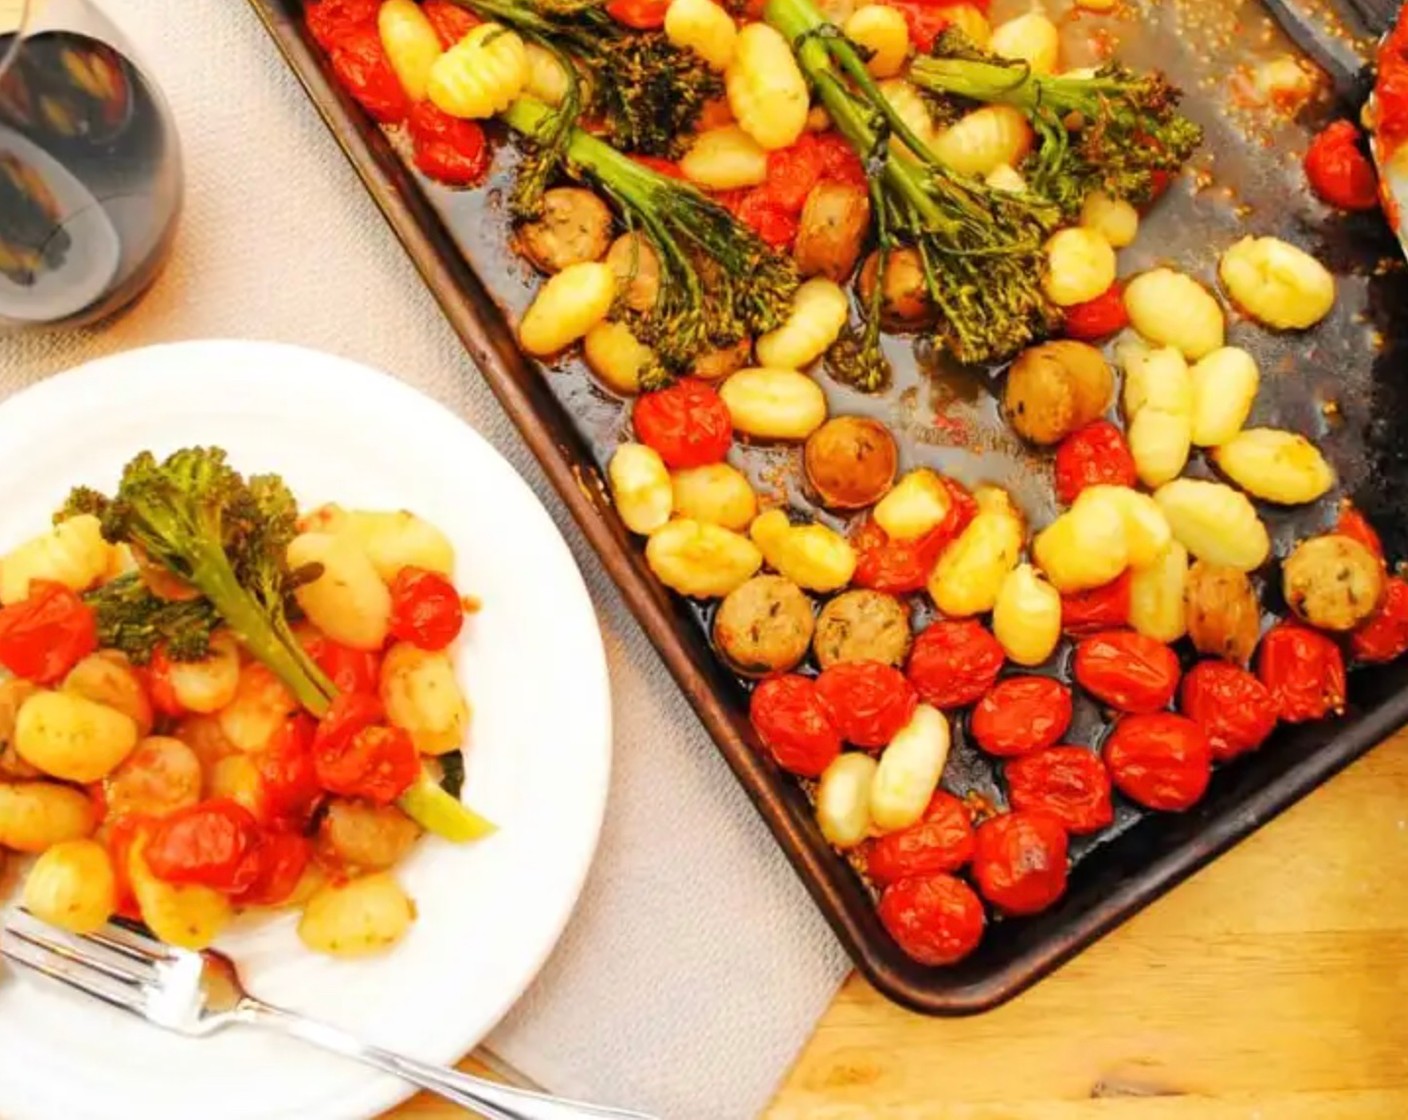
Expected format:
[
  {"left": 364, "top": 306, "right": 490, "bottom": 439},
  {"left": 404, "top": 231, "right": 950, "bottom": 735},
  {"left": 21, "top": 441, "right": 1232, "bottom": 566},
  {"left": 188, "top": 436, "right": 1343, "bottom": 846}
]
[
  {"left": 86, "top": 920, "right": 176, "bottom": 965},
  {"left": 1, "top": 931, "right": 149, "bottom": 1017},
  {"left": 3, "top": 914, "right": 158, "bottom": 987}
]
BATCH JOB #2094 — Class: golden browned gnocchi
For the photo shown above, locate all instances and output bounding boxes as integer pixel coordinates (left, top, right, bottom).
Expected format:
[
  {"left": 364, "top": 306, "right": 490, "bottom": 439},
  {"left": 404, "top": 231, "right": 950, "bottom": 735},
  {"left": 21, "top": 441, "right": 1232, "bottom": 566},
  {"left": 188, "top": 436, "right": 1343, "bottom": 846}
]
[
  {"left": 22, "top": 839, "right": 116, "bottom": 934},
  {"left": 755, "top": 279, "right": 850, "bottom": 371},
  {"left": 104, "top": 736, "right": 202, "bottom": 819},
  {"left": 816, "top": 752, "right": 879, "bottom": 848},
  {"left": 844, "top": 4, "right": 909, "bottom": 78},
  {"left": 609, "top": 443, "right": 675, "bottom": 535},
  {"left": 523, "top": 41, "right": 571, "bottom": 105},
  {"left": 750, "top": 509, "right": 857, "bottom": 593},
  {"left": 163, "top": 631, "right": 241, "bottom": 714},
  {"left": 1153, "top": 479, "right": 1270, "bottom": 571},
  {"left": 130, "top": 835, "right": 233, "bottom": 950},
  {"left": 298, "top": 872, "right": 417, "bottom": 957},
  {"left": 426, "top": 22, "right": 528, "bottom": 119},
  {"left": 1079, "top": 485, "right": 1172, "bottom": 570},
  {"left": 0, "top": 780, "right": 95, "bottom": 852},
  {"left": 992, "top": 563, "right": 1061, "bottom": 666},
  {"left": 1122, "top": 345, "right": 1192, "bottom": 487},
  {"left": 14, "top": 689, "right": 138, "bottom": 783},
  {"left": 877, "top": 78, "right": 939, "bottom": 158},
  {"left": 719, "top": 367, "right": 829, "bottom": 441},
  {"left": 0, "top": 677, "right": 39, "bottom": 779},
  {"left": 681, "top": 124, "right": 770, "bottom": 190},
  {"left": 1128, "top": 541, "right": 1189, "bottom": 643},
  {"left": 217, "top": 663, "right": 298, "bottom": 755},
  {"left": 871, "top": 704, "right": 950, "bottom": 832},
  {"left": 927, "top": 486, "right": 1023, "bottom": 616},
  {"left": 670, "top": 462, "right": 758, "bottom": 531},
  {"left": 665, "top": 0, "right": 737, "bottom": 70},
  {"left": 303, "top": 505, "right": 455, "bottom": 580},
  {"left": 1124, "top": 268, "right": 1226, "bottom": 360},
  {"left": 377, "top": 0, "right": 442, "bottom": 102},
  {"left": 318, "top": 799, "right": 423, "bottom": 871},
  {"left": 288, "top": 531, "right": 392, "bottom": 650},
  {"left": 873, "top": 469, "right": 952, "bottom": 541},
  {"left": 932, "top": 105, "right": 1032, "bottom": 178},
  {"left": 518, "top": 261, "right": 617, "bottom": 357},
  {"left": 1044, "top": 227, "right": 1117, "bottom": 307},
  {"left": 1188, "top": 347, "right": 1259, "bottom": 447},
  {"left": 646, "top": 518, "right": 763, "bottom": 598},
  {"left": 1, "top": 513, "right": 113, "bottom": 606},
  {"left": 1033, "top": 491, "right": 1129, "bottom": 593},
  {"left": 990, "top": 12, "right": 1059, "bottom": 72},
  {"left": 63, "top": 650, "right": 153, "bottom": 737},
  {"left": 1211, "top": 428, "right": 1335, "bottom": 505},
  {"left": 381, "top": 642, "right": 471, "bottom": 755},
  {"left": 1079, "top": 191, "right": 1139, "bottom": 248},
  {"left": 725, "top": 23, "right": 809, "bottom": 151},
  {"left": 1218, "top": 235, "right": 1335, "bottom": 330}
]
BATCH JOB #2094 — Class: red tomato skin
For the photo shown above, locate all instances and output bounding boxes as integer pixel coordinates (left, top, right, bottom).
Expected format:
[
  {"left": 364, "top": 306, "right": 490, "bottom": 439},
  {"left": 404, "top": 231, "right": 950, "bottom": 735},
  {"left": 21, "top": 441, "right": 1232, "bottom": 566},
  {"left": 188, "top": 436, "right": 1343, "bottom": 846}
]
[
  {"left": 407, "top": 101, "right": 490, "bottom": 187},
  {"left": 305, "top": 0, "right": 379, "bottom": 50},
  {"left": 606, "top": 0, "right": 670, "bottom": 28},
  {"left": 880, "top": 0, "right": 959, "bottom": 51},
  {"left": 1053, "top": 422, "right": 1138, "bottom": 505},
  {"left": 969, "top": 676, "right": 1073, "bottom": 757},
  {"left": 972, "top": 811, "right": 1069, "bottom": 916},
  {"left": 815, "top": 661, "right": 918, "bottom": 749},
  {"left": 1352, "top": 578, "right": 1408, "bottom": 664},
  {"left": 144, "top": 646, "right": 186, "bottom": 718},
  {"left": 312, "top": 693, "right": 420, "bottom": 804},
  {"left": 328, "top": 25, "right": 408, "bottom": 124},
  {"left": 421, "top": 0, "right": 480, "bottom": 47},
  {"left": 1304, "top": 121, "right": 1380, "bottom": 211},
  {"left": 234, "top": 828, "right": 313, "bottom": 907},
  {"left": 143, "top": 799, "right": 261, "bottom": 893},
  {"left": 1060, "top": 572, "right": 1132, "bottom": 635},
  {"left": 865, "top": 791, "right": 975, "bottom": 886},
  {"left": 1336, "top": 504, "right": 1385, "bottom": 564},
  {"left": 1073, "top": 629, "right": 1181, "bottom": 713},
  {"left": 1005, "top": 746, "right": 1113, "bottom": 835},
  {"left": 725, "top": 190, "right": 800, "bottom": 250},
  {"left": 254, "top": 714, "right": 322, "bottom": 822},
  {"left": 1062, "top": 284, "right": 1130, "bottom": 341},
  {"left": 852, "top": 479, "right": 976, "bottom": 593},
  {"left": 1103, "top": 712, "right": 1212, "bottom": 811},
  {"left": 304, "top": 633, "right": 381, "bottom": 695},
  {"left": 632, "top": 379, "right": 733, "bottom": 469},
  {"left": 104, "top": 814, "right": 151, "bottom": 921},
  {"left": 877, "top": 873, "right": 986, "bottom": 966},
  {"left": 0, "top": 581, "right": 97, "bottom": 685},
  {"left": 1179, "top": 660, "right": 1278, "bottom": 762},
  {"left": 388, "top": 566, "right": 465, "bottom": 651},
  {"left": 749, "top": 675, "right": 843, "bottom": 778},
  {"left": 1256, "top": 622, "right": 1347, "bottom": 722},
  {"left": 762, "top": 135, "right": 827, "bottom": 213},
  {"left": 906, "top": 620, "right": 1005, "bottom": 710}
]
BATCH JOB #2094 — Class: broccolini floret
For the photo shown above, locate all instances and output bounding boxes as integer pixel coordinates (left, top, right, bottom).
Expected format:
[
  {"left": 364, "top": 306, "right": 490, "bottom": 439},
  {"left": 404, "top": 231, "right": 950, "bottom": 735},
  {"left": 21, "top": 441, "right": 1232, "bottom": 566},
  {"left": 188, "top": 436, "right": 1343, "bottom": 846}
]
[{"left": 82, "top": 573, "right": 221, "bottom": 666}]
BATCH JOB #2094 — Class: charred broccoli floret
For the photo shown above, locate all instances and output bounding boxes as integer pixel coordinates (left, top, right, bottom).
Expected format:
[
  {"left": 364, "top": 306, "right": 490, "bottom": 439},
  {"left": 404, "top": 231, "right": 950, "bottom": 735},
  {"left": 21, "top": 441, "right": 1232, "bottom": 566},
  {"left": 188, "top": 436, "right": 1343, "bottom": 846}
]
[{"left": 83, "top": 573, "right": 220, "bottom": 666}]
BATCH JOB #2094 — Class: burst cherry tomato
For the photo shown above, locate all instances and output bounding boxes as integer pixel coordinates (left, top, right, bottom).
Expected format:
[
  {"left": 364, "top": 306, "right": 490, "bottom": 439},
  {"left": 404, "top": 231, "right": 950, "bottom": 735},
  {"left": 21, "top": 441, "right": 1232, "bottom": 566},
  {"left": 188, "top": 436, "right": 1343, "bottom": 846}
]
[
  {"left": 632, "top": 379, "right": 733, "bottom": 469},
  {"left": 1053, "top": 422, "right": 1137, "bottom": 505},
  {"left": 877, "top": 873, "right": 985, "bottom": 966},
  {"left": 104, "top": 813, "right": 151, "bottom": 921},
  {"left": 1304, "top": 120, "right": 1380, "bottom": 212},
  {"left": 143, "top": 799, "right": 261, "bottom": 893},
  {"left": 305, "top": 0, "right": 378, "bottom": 50},
  {"left": 906, "top": 620, "right": 1005, "bottom": 710},
  {"left": 312, "top": 693, "right": 420, "bottom": 804},
  {"left": 254, "top": 714, "right": 321, "bottom": 821},
  {"left": 421, "top": 0, "right": 480, "bottom": 46},
  {"left": 0, "top": 580, "right": 97, "bottom": 685},
  {"left": 234, "top": 827, "right": 313, "bottom": 907},
  {"left": 969, "top": 676, "right": 1073, "bottom": 757},
  {"left": 328, "top": 24, "right": 408, "bottom": 124},
  {"left": 630, "top": 154, "right": 686, "bottom": 179},
  {"left": 853, "top": 480, "right": 975, "bottom": 594},
  {"left": 606, "top": 0, "right": 670, "bottom": 28},
  {"left": 881, "top": 0, "right": 960, "bottom": 51},
  {"left": 865, "top": 790, "right": 975, "bottom": 886},
  {"left": 1257, "top": 622, "right": 1347, "bottom": 722},
  {"left": 748, "top": 674, "right": 842, "bottom": 778},
  {"left": 972, "top": 811, "right": 1069, "bottom": 916},
  {"left": 407, "top": 101, "right": 490, "bottom": 187},
  {"left": 1060, "top": 572, "right": 1131, "bottom": 635},
  {"left": 389, "top": 566, "right": 465, "bottom": 650},
  {"left": 1336, "top": 504, "right": 1385, "bottom": 564},
  {"left": 1005, "top": 746, "right": 1113, "bottom": 835},
  {"left": 1074, "top": 629, "right": 1181, "bottom": 713},
  {"left": 815, "top": 660, "right": 917, "bottom": 749},
  {"left": 1062, "top": 283, "right": 1130, "bottom": 341},
  {"left": 304, "top": 633, "right": 381, "bottom": 695},
  {"left": 1352, "top": 577, "right": 1408, "bottom": 664},
  {"left": 724, "top": 190, "right": 800, "bottom": 250},
  {"left": 1179, "top": 660, "right": 1278, "bottom": 762},
  {"left": 761, "top": 135, "right": 828, "bottom": 213},
  {"left": 1103, "top": 712, "right": 1211, "bottom": 811}
]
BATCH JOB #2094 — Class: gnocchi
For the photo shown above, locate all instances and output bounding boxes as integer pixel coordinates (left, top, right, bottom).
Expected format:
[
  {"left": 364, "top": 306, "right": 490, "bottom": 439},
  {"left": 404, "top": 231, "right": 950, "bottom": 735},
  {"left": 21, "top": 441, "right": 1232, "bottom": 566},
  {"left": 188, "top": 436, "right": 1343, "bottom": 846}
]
[
  {"left": 873, "top": 468, "right": 952, "bottom": 542},
  {"left": 1128, "top": 541, "right": 1189, "bottom": 643},
  {"left": 681, "top": 124, "right": 770, "bottom": 190},
  {"left": 518, "top": 261, "right": 617, "bottom": 356},
  {"left": 288, "top": 531, "right": 392, "bottom": 650},
  {"left": 381, "top": 642, "right": 471, "bottom": 755},
  {"left": 755, "top": 278, "right": 850, "bottom": 371},
  {"left": 816, "top": 752, "right": 880, "bottom": 848},
  {"left": 1153, "top": 479, "right": 1270, "bottom": 571},
  {"left": 992, "top": 563, "right": 1061, "bottom": 666},
  {"left": 378, "top": 0, "right": 442, "bottom": 102},
  {"left": 646, "top": 518, "right": 762, "bottom": 597},
  {"left": 303, "top": 505, "right": 456, "bottom": 580},
  {"left": 585, "top": 321, "right": 657, "bottom": 395},
  {"left": 877, "top": 79, "right": 938, "bottom": 158},
  {"left": 1033, "top": 492, "right": 1129, "bottom": 592},
  {"left": 750, "top": 509, "right": 857, "bottom": 593},
  {"left": 63, "top": 651, "right": 153, "bottom": 737},
  {"left": 1122, "top": 345, "right": 1193, "bottom": 487},
  {"left": 719, "top": 367, "right": 829, "bottom": 441},
  {"left": 609, "top": 443, "right": 675, "bottom": 535},
  {"left": 932, "top": 105, "right": 1032, "bottom": 178},
  {"left": 216, "top": 663, "right": 298, "bottom": 755},
  {"left": 426, "top": 23, "right": 528, "bottom": 119},
  {"left": 1218, "top": 235, "right": 1335, "bottom": 330},
  {"left": 927, "top": 487, "right": 1023, "bottom": 616},
  {"left": 23, "top": 839, "right": 116, "bottom": 934},
  {"left": 670, "top": 462, "right": 758, "bottom": 531},
  {"left": 985, "top": 163, "right": 1028, "bottom": 193},
  {"left": 990, "top": 13, "right": 1060, "bottom": 74},
  {"left": 1080, "top": 485, "right": 1172, "bottom": 569},
  {"left": 665, "top": 0, "right": 738, "bottom": 70},
  {"left": 944, "top": 3, "right": 992, "bottom": 46},
  {"left": 15, "top": 689, "right": 138, "bottom": 783},
  {"left": 0, "top": 780, "right": 95, "bottom": 852},
  {"left": 319, "top": 799, "right": 422, "bottom": 870},
  {"left": 1124, "top": 268, "right": 1226, "bottom": 359},
  {"left": 523, "top": 41, "right": 570, "bottom": 105},
  {"left": 164, "top": 631, "right": 241, "bottom": 714},
  {"left": 1, "top": 513, "right": 112, "bottom": 605},
  {"left": 130, "top": 836, "right": 233, "bottom": 950},
  {"left": 1079, "top": 191, "right": 1139, "bottom": 248},
  {"left": 104, "top": 736, "right": 202, "bottom": 819},
  {"left": 1044, "top": 227, "right": 1117, "bottom": 307},
  {"left": 1212, "top": 427, "right": 1334, "bottom": 506},
  {"left": 871, "top": 705, "right": 950, "bottom": 832},
  {"left": 725, "top": 23, "right": 809, "bottom": 151},
  {"left": 844, "top": 5, "right": 909, "bottom": 78},
  {"left": 298, "top": 872, "right": 417, "bottom": 957},
  {"left": 1188, "top": 347, "right": 1259, "bottom": 447}
]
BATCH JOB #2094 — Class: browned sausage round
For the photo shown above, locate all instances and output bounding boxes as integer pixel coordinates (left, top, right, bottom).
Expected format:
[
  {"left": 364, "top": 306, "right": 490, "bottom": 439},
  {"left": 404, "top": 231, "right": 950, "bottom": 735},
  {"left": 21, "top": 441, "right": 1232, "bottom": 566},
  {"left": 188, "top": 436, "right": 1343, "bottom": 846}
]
[
  {"left": 857, "top": 247, "right": 936, "bottom": 330},
  {"left": 794, "top": 182, "right": 871, "bottom": 282},
  {"left": 714, "top": 575, "right": 815, "bottom": 677},
  {"left": 1184, "top": 561, "right": 1261, "bottom": 664},
  {"left": 1002, "top": 341, "right": 1114, "bottom": 446},
  {"left": 691, "top": 337, "right": 753, "bottom": 381},
  {"left": 804, "top": 416, "right": 898, "bottom": 510},
  {"left": 605, "top": 231, "right": 661, "bottom": 313},
  {"left": 518, "top": 188, "right": 613, "bottom": 274},
  {"left": 1282, "top": 534, "right": 1384, "bottom": 632},
  {"left": 813, "top": 589, "right": 912, "bottom": 669}
]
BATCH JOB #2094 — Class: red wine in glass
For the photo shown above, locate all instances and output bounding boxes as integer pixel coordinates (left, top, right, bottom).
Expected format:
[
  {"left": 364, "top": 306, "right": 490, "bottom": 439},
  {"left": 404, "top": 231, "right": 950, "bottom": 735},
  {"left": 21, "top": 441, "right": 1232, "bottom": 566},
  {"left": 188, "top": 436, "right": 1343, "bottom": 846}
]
[{"left": 0, "top": 0, "right": 181, "bottom": 332}]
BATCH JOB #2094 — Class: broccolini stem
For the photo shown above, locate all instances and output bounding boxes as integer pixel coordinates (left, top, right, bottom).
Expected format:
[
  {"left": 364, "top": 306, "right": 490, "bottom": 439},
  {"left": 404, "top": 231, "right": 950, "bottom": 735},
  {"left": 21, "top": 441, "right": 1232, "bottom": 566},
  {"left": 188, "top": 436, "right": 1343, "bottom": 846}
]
[{"left": 910, "top": 55, "right": 1128, "bottom": 120}]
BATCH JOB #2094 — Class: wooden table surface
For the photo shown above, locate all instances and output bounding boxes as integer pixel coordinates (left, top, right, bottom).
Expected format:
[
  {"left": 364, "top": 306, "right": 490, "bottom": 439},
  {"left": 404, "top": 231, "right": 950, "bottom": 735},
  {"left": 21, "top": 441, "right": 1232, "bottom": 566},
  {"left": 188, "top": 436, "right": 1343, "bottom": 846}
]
[{"left": 395, "top": 729, "right": 1408, "bottom": 1120}]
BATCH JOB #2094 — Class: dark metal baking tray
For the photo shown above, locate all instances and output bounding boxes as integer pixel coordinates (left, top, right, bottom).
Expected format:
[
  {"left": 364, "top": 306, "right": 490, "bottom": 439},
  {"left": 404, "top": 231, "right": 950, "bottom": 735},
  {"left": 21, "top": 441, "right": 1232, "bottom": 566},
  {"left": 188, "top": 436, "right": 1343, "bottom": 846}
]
[{"left": 247, "top": 0, "right": 1408, "bottom": 1013}]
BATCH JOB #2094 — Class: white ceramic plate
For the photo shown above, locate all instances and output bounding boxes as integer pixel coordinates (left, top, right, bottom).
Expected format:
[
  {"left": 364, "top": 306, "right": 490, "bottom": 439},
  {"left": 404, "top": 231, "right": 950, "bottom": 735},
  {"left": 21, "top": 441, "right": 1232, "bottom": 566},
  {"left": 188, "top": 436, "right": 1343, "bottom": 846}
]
[{"left": 0, "top": 340, "right": 612, "bottom": 1120}]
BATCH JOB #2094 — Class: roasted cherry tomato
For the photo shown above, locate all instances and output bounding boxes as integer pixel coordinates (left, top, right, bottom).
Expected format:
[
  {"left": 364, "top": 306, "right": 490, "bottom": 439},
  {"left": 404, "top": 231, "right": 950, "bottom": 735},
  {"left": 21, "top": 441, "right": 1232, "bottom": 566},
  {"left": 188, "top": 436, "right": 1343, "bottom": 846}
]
[
  {"left": 881, "top": 0, "right": 961, "bottom": 51},
  {"left": 969, "top": 676, "right": 1073, "bottom": 757},
  {"left": 906, "top": 619, "right": 1005, "bottom": 710},
  {"left": 328, "top": 24, "right": 409, "bottom": 125},
  {"left": 972, "top": 810, "right": 1069, "bottom": 916},
  {"left": 143, "top": 799, "right": 261, "bottom": 893},
  {"left": 865, "top": 790, "right": 975, "bottom": 886},
  {"left": 304, "top": 633, "right": 381, "bottom": 696},
  {"left": 630, "top": 154, "right": 686, "bottom": 179},
  {"left": 388, "top": 566, "right": 465, "bottom": 651},
  {"left": 815, "top": 660, "right": 917, "bottom": 749},
  {"left": 632, "top": 378, "right": 734, "bottom": 469},
  {"left": 1179, "top": 660, "right": 1278, "bottom": 762},
  {"left": 1004, "top": 746, "right": 1113, "bottom": 835},
  {"left": 748, "top": 674, "right": 842, "bottom": 778},
  {"left": 1335, "top": 504, "right": 1385, "bottom": 564},
  {"left": 0, "top": 580, "right": 97, "bottom": 685},
  {"left": 143, "top": 646, "right": 186, "bottom": 718},
  {"left": 761, "top": 135, "right": 828, "bottom": 213},
  {"left": 1053, "top": 421, "right": 1138, "bottom": 505},
  {"left": 814, "top": 132, "right": 868, "bottom": 187},
  {"left": 305, "top": 0, "right": 379, "bottom": 50},
  {"left": 853, "top": 480, "right": 975, "bottom": 593},
  {"left": 103, "top": 813, "right": 151, "bottom": 921},
  {"left": 724, "top": 189, "right": 801, "bottom": 250},
  {"left": 877, "top": 873, "right": 986, "bottom": 966},
  {"left": 1062, "top": 283, "right": 1130, "bottom": 342},
  {"left": 1304, "top": 120, "right": 1380, "bottom": 212},
  {"left": 1103, "top": 712, "right": 1211, "bottom": 811},
  {"left": 312, "top": 693, "right": 420, "bottom": 804},
  {"left": 254, "top": 714, "right": 321, "bottom": 821},
  {"left": 234, "top": 827, "right": 313, "bottom": 908},
  {"left": 1060, "top": 571, "right": 1132, "bottom": 635},
  {"left": 1074, "top": 629, "right": 1181, "bottom": 713},
  {"left": 407, "top": 101, "right": 490, "bottom": 187},
  {"left": 606, "top": 0, "right": 670, "bottom": 28},
  {"left": 1256, "top": 622, "right": 1347, "bottom": 722},
  {"left": 421, "top": 0, "right": 480, "bottom": 46},
  {"left": 1352, "top": 577, "right": 1408, "bottom": 664}
]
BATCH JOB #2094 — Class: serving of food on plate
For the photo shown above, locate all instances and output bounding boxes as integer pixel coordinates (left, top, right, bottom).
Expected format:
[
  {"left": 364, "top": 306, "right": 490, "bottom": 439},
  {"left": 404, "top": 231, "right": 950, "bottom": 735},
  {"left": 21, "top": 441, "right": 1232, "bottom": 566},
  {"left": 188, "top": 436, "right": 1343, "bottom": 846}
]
[{"left": 279, "top": 0, "right": 1408, "bottom": 988}]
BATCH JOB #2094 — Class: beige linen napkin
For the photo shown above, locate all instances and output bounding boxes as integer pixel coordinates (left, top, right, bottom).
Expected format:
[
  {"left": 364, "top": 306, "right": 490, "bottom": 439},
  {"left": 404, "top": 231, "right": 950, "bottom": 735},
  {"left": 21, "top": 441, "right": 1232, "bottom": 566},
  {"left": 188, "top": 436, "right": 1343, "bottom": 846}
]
[{"left": 0, "top": 1, "right": 850, "bottom": 1117}]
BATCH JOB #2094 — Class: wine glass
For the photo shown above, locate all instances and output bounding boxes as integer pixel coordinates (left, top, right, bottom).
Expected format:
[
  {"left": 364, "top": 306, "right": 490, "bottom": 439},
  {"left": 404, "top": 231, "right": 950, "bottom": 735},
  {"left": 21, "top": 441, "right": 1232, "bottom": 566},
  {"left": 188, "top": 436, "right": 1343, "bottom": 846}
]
[{"left": 0, "top": 0, "right": 182, "bottom": 332}]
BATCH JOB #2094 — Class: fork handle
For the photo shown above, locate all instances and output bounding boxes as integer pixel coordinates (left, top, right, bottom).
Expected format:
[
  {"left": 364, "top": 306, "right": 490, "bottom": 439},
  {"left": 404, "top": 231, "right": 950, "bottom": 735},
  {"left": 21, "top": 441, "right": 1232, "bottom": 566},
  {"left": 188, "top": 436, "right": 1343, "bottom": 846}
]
[{"left": 239, "top": 1000, "right": 656, "bottom": 1120}]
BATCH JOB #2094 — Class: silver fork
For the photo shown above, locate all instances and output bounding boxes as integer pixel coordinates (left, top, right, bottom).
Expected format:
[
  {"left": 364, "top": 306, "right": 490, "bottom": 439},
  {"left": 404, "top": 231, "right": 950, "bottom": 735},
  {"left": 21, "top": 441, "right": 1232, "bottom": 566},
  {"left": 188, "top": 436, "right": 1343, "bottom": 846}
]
[{"left": 0, "top": 910, "right": 656, "bottom": 1120}]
